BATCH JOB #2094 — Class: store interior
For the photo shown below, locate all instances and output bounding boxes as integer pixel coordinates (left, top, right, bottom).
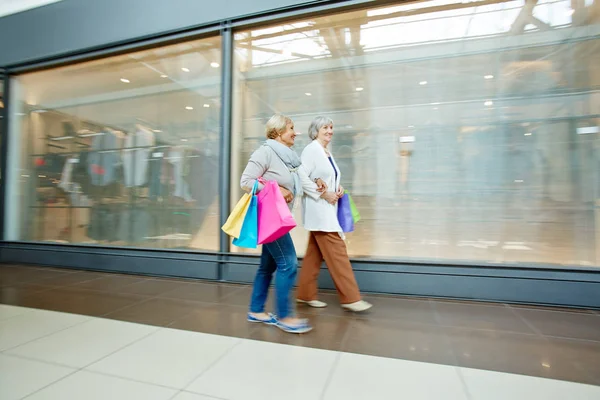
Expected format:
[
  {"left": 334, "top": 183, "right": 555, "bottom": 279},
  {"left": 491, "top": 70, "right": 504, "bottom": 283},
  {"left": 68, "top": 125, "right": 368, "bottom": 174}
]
[{"left": 6, "top": 0, "right": 600, "bottom": 267}]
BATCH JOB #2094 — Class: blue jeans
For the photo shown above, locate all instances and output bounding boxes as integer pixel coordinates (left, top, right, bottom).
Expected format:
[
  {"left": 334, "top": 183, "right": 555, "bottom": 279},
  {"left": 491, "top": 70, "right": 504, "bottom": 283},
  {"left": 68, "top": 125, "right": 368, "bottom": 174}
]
[{"left": 249, "top": 233, "right": 298, "bottom": 319}]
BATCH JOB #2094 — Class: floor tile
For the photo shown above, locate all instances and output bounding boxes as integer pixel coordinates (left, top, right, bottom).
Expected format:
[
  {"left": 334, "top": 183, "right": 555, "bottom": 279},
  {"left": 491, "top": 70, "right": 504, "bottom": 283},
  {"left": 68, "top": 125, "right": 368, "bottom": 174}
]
[
  {"left": 514, "top": 308, "right": 600, "bottom": 341},
  {"left": 105, "top": 297, "right": 202, "bottom": 327},
  {"left": 0, "top": 304, "right": 32, "bottom": 321},
  {"left": 0, "top": 354, "right": 75, "bottom": 400},
  {"left": 159, "top": 282, "right": 244, "bottom": 304},
  {"left": 0, "top": 283, "right": 54, "bottom": 306},
  {"left": 170, "top": 303, "right": 257, "bottom": 338},
  {"left": 115, "top": 278, "right": 190, "bottom": 296},
  {"left": 460, "top": 367, "right": 600, "bottom": 400},
  {"left": 26, "top": 370, "right": 177, "bottom": 400},
  {"left": 357, "top": 295, "right": 439, "bottom": 324},
  {"left": 0, "top": 265, "right": 74, "bottom": 286},
  {"left": 7, "top": 318, "right": 158, "bottom": 368},
  {"left": 72, "top": 274, "right": 148, "bottom": 292},
  {"left": 187, "top": 340, "right": 337, "bottom": 400},
  {"left": 341, "top": 318, "right": 457, "bottom": 365},
  {"left": 324, "top": 353, "right": 468, "bottom": 400},
  {"left": 433, "top": 302, "right": 535, "bottom": 334},
  {"left": 86, "top": 328, "right": 238, "bottom": 389},
  {"left": 0, "top": 309, "right": 90, "bottom": 351},
  {"left": 172, "top": 392, "right": 220, "bottom": 400},
  {"left": 18, "top": 287, "right": 147, "bottom": 317},
  {"left": 547, "top": 337, "right": 600, "bottom": 385},
  {"left": 248, "top": 314, "right": 352, "bottom": 352},
  {"left": 446, "top": 328, "right": 593, "bottom": 385},
  {"left": 36, "top": 271, "right": 108, "bottom": 287}
]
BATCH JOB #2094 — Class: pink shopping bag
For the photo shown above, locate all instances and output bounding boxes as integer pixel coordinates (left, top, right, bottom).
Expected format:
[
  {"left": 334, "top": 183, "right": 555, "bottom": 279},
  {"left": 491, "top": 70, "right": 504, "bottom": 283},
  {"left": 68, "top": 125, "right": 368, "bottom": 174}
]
[{"left": 257, "top": 180, "right": 297, "bottom": 244}]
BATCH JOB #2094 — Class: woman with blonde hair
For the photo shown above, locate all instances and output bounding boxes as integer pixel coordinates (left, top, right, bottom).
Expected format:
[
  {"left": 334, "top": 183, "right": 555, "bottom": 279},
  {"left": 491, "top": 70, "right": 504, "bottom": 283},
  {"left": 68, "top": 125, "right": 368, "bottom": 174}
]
[
  {"left": 297, "top": 116, "right": 372, "bottom": 312},
  {"left": 240, "top": 114, "right": 326, "bottom": 333}
]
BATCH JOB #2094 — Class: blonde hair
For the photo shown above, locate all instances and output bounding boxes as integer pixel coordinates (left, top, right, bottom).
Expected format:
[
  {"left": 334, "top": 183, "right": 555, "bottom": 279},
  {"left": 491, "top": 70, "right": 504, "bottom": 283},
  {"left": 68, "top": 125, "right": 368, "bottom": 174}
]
[{"left": 265, "top": 114, "right": 293, "bottom": 139}]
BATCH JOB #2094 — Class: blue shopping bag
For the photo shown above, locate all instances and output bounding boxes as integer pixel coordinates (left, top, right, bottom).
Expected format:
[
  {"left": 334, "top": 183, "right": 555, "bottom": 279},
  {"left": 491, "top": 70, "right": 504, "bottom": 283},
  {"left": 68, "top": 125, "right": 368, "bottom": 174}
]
[
  {"left": 337, "top": 193, "right": 355, "bottom": 233},
  {"left": 233, "top": 180, "right": 259, "bottom": 248}
]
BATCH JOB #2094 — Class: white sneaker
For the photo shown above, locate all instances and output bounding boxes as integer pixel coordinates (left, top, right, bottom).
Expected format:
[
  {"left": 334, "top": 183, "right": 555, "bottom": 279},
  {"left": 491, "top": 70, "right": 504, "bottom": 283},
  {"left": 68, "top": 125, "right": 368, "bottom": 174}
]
[
  {"left": 296, "top": 299, "right": 328, "bottom": 308},
  {"left": 341, "top": 300, "right": 373, "bottom": 313}
]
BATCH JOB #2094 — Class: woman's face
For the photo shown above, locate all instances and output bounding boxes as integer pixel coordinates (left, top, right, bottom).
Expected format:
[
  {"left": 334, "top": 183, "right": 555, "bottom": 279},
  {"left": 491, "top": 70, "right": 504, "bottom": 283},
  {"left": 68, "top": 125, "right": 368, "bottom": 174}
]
[
  {"left": 277, "top": 122, "right": 297, "bottom": 148},
  {"left": 317, "top": 123, "right": 334, "bottom": 145}
]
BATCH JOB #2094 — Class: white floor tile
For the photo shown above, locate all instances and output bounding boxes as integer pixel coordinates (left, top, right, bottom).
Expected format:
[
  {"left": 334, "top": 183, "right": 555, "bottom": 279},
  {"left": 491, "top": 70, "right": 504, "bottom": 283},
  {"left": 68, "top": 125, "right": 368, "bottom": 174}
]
[
  {"left": 7, "top": 317, "right": 159, "bottom": 367},
  {"left": 86, "top": 328, "right": 239, "bottom": 389},
  {"left": 0, "top": 304, "right": 32, "bottom": 321},
  {"left": 324, "top": 353, "right": 468, "bottom": 400},
  {"left": 0, "top": 308, "right": 90, "bottom": 351},
  {"left": 0, "top": 354, "right": 75, "bottom": 400},
  {"left": 26, "top": 370, "right": 177, "bottom": 400},
  {"left": 461, "top": 367, "right": 600, "bottom": 400},
  {"left": 187, "top": 339, "right": 338, "bottom": 400},
  {"left": 172, "top": 392, "right": 220, "bottom": 400}
]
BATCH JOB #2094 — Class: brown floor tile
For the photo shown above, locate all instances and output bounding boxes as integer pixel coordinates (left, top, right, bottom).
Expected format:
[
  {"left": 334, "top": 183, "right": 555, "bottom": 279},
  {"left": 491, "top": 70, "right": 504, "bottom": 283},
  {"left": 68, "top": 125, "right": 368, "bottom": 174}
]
[
  {"left": 170, "top": 304, "right": 257, "bottom": 338},
  {"left": 341, "top": 318, "right": 457, "bottom": 366},
  {"left": 0, "top": 283, "right": 55, "bottom": 306},
  {"left": 446, "top": 328, "right": 595, "bottom": 385},
  {"left": 17, "top": 287, "right": 147, "bottom": 317},
  {"left": 357, "top": 295, "right": 438, "bottom": 325},
  {"left": 71, "top": 274, "right": 148, "bottom": 293},
  {"left": 114, "top": 278, "right": 191, "bottom": 297},
  {"left": 105, "top": 297, "right": 203, "bottom": 327},
  {"left": 513, "top": 308, "right": 600, "bottom": 342},
  {"left": 510, "top": 304, "right": 597, "bottom": 315},
  {"left": 158, "top": 281, "right": 244, "bottom": 304},
  {"left": 249, "top": 314, "right": 352, "bottom": 352},
  {"left": 33, "top": 271, "right": 108, "bottom": 287},
  {"left": 433, "top": 301, "right": 535, "bottom": 334},
  {"left": 547, "top": 337, "right": 600, "bottom": 386},
  {"left": 0, "top": 265, "right": 75, "bottom": 286}
]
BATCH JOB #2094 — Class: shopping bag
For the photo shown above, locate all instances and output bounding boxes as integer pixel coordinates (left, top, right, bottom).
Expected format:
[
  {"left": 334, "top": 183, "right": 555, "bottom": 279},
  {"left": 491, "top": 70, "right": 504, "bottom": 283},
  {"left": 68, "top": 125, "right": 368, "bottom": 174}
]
[
  {"left": 221, "top": 181, "right": 257, "bottom": 238},
  {"left": 337, "top": 193, "right": 355, "bottom": 233},
  {"left": 257, "top": 180, "right": 296, "bottom": 244},
  {"left": 232, "top": 181, "right": 259, "bottom": 248},
  {"left": 347, "top": 191, "right": 361, "bottom": 223}
]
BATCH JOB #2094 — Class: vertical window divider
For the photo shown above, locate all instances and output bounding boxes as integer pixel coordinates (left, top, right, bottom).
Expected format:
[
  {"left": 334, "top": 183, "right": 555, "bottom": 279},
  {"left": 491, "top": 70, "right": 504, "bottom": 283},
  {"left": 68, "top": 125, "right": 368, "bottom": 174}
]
[{"left": 0, "top": 73, "right": 10, "bottom": 241}]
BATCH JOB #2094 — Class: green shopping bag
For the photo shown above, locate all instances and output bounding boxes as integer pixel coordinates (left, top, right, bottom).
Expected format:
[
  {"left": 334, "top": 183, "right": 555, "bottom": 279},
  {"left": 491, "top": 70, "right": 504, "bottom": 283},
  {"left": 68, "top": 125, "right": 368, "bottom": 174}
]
[{"left": 345, "top": 190, "right": 361, "bottom": 223}]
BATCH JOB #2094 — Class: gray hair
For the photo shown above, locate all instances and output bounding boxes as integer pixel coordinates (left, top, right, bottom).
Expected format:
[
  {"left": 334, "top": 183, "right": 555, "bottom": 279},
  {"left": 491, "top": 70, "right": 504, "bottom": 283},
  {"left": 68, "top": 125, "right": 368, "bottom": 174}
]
[{"left": 307, "top": 116, "right": 334, "bottom": 140}]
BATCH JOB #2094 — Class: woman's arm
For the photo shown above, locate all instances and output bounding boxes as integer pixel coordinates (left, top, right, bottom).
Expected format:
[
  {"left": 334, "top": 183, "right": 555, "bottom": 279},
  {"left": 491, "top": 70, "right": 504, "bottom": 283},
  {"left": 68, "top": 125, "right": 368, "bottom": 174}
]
[
  {"left": 299, "top": 146, "right": 323, "bottom": 200},
  {"left": 240, "top": 147, "right": 269, "bottom": 193}
]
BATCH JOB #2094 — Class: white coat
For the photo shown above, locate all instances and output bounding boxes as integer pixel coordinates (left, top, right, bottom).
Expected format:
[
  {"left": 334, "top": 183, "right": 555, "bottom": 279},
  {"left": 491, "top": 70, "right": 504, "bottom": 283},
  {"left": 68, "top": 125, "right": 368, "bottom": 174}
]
[{"left": 299, "top": 140, "right": 343, "bottom": 233}]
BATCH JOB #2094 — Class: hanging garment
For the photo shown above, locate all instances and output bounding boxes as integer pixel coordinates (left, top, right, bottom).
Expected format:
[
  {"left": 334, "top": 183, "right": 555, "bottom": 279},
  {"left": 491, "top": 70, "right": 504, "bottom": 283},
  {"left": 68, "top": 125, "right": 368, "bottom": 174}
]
[
  {"left": 122, "top": 126, "right": 155, "bottom": 187},
  {"left": 88, "top": 131, "right": 121, "bottom": 187}
]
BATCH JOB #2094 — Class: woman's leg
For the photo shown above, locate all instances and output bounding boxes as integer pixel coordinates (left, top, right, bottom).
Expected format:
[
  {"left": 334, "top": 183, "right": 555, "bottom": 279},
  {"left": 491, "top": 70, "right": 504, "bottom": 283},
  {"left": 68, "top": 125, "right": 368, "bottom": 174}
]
[
  {"left": 314, "top": 232, "right": 361, "bottom": 304},
  {"left": 249, "top": 245, "right": 276, "bottom": 314},
  {"left": 297, "top": 232, "right": 324, "bottom": 301},
  {"left": 263, "top": 232, "right": 298, "bottom": 320}
]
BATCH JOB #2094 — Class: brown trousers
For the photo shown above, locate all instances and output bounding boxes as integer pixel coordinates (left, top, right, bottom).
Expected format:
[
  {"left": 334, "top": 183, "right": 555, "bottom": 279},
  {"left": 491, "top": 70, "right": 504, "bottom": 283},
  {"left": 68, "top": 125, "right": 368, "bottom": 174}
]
[{"left": 297, "top": 231, "right": 361, "bottom": 304}]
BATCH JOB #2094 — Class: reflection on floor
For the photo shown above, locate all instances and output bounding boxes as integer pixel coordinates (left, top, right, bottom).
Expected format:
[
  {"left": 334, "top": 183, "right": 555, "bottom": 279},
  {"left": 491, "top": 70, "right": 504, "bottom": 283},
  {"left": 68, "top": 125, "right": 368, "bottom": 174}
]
[{"left": 1, "top": 263, "right": 599, "bottom": 399}]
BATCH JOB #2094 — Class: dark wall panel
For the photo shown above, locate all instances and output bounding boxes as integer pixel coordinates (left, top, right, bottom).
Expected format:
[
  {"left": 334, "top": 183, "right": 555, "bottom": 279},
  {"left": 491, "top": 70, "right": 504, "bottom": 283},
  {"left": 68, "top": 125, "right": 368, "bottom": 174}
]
[{"left": 0, "top": 0, "right": 334, "bottom": 67}]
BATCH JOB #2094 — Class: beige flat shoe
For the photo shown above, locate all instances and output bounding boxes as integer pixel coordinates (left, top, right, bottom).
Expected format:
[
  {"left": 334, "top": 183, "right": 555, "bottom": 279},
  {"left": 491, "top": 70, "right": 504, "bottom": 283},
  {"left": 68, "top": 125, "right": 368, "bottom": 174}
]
[
  {"left": 296, "top": 299, "right": 328, "bottom": 308},
  {"left": 341, "top": 300, "right": 373, "bottom": 313}
]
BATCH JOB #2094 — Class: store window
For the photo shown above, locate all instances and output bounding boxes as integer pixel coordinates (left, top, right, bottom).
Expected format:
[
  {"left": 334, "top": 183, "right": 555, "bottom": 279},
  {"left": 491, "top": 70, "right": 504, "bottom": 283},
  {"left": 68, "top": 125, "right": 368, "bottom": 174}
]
[
  {"left": 232, "top": 0, "right": 600, "bottom": 267},
  {"left": 5, "top": 36, "right": 222, "bottom": 250}
]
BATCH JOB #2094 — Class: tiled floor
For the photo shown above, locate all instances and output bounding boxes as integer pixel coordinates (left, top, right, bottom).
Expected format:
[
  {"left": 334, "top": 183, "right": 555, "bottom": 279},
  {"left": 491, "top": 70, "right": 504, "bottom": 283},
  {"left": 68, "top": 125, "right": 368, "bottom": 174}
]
[{"left": 1, "top": 263, "right": 600, "bottom": 399}]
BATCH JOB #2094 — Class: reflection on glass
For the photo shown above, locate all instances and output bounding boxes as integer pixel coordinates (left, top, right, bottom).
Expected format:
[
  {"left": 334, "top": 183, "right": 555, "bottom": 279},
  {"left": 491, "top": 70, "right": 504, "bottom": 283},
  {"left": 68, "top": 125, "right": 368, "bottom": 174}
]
[
  {"left": 232, "top": 0, "right": 600, "bottom": 267},
  {"left": 6, "top": 37, "right": 222, "bottom": 250}
]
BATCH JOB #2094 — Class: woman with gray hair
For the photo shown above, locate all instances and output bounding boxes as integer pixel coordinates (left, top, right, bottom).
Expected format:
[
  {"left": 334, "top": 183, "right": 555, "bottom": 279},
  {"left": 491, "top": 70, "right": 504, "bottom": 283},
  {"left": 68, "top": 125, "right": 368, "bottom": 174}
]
[
  {"left": 297, "top": 116, "right": 372, "bottom": 312},
  {"left": 240, "top": 114, "right": 326, "bottom": 333}
]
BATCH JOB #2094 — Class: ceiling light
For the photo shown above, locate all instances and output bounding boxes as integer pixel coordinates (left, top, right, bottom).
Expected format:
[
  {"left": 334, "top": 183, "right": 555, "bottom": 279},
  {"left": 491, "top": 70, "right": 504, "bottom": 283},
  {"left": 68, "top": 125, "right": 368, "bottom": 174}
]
[
  {"left": 181, "top": 139, "right": 188, "bottom": 142},
  {"left": 484, "top": 75, "right": 494, "bottom": 79},
  {"left": 355, "top": 87, "right": 364, "bottom": 92},
  {"left": 185, "top": 106, "right": 194, "bottom": 110},
  {"left": 210, "top": 62, "right": 220, "bottom": 68},
  {"left": 32, "top": 109, "right": 47, "bottom": 113},
  {"left": 524, "top": 132, "right": 532, "bottom": 136},
  {"left": 408, "top": 125, "right": 415, "bottom": 128},
  {"left": 153, "top": 129, "right": 162, "bottom": 133},
  {"left": 181, "top": 67, "right": 190, "bottom": 72},
  {"left": 120, "top": 78, "right": 130, "bottom": 83},
  {"left": 160, "top": 74, "right": 168, "bottom": 78},
  {"left": 50, "top": 136, "right": 74, "bottom": 141},
  {"left": 305, "top": 92, "right": 312, "bottom": 96},
  {"left": 485, "top": 100, "right": 494, "bottom": 106},
  {"left": 419, "top": 81, "right": 428, "bottom": 85},
  {"left": 203, "top": 104, "right": 210, "bottom": 108}
]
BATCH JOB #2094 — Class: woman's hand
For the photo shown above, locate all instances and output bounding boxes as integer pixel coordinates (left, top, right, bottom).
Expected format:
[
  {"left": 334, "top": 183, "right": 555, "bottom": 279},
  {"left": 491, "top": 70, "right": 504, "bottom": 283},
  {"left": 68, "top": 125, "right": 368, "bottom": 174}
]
[
  {"left": 336, "top": 185, "right": 345, "bottom": 198},
  {"left": 315, "top": 178, "right": 327, "bottom": 193},
  {"left": 320, "top": 191, "right": 339, "bottom": 205},
  {"left": 280, "top": 186, "right": 294, "bottom": 203}
]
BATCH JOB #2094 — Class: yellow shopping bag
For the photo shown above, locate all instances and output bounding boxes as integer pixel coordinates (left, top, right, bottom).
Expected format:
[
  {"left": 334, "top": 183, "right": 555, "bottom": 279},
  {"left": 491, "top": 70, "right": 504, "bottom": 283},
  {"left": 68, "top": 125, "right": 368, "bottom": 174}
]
[{"left": 221, "top": 181, "right": 257, "bottom": 238}]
